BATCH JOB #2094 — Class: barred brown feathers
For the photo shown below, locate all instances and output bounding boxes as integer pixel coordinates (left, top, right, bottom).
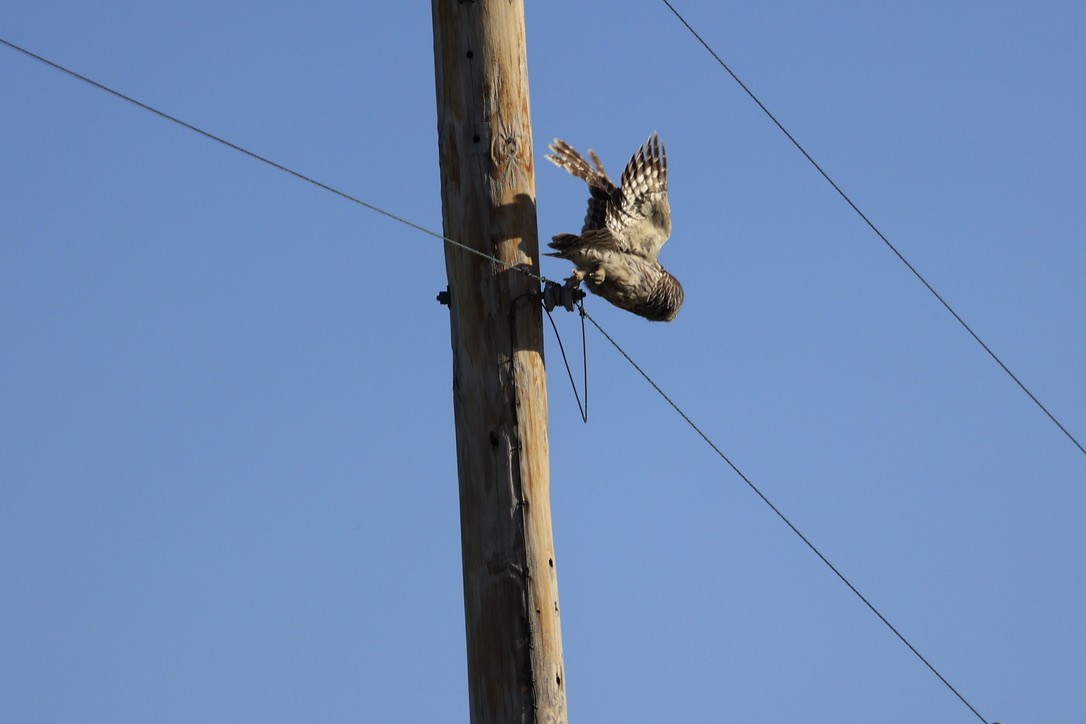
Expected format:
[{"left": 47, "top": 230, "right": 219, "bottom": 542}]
[{"left": 545, "top": 132, "right": 684, "bottom": 322}]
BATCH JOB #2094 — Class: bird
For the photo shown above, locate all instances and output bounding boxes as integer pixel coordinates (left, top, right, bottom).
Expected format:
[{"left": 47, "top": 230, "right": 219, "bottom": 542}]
[{"left": 545, "top": 132, "right": 684, "bottom": 322}]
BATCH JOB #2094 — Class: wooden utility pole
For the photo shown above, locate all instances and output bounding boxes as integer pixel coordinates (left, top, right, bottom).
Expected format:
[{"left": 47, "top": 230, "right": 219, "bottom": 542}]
[{"left": 431, "top": 1, "right": 567, "bottom": 722}]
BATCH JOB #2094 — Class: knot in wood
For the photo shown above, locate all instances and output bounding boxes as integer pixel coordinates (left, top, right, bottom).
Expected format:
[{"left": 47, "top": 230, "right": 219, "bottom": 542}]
[
  {"left": 491, "top": 129, "right": 523, "bottom": 166},
  {"left": 501, "top": 133, "right": 518, "bottom": 157}
]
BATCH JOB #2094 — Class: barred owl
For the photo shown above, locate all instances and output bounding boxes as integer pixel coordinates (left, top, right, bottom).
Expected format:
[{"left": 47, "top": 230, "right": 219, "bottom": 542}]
[{"left": 546, "top": 132, "right": 684, "bottom": 322}]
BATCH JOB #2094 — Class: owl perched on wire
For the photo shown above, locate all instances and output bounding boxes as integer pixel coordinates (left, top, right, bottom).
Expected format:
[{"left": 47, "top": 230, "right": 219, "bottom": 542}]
[{"left": 546, "top": 132, "right": 684, "bottom": 322}]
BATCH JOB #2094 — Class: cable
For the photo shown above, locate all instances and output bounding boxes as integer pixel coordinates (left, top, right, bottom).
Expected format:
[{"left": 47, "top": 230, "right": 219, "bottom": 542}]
[
  {"left": 582, "top": 308, "right": 989, "bottom": 724},
  {"left": 8, "top": 34, "right": 1079, "bottom": 464},
  {"left": 0, "top": 34, "right": 990, "bottom": 720},
  {"left": 544, "top": 301, "right": 589, "bottom": 422},
  {"left": 0, "top": 36, "right": 548, "bottom": 288},
  {"left": 658, "top": 0, "right": 1085, "bottom": 460}
]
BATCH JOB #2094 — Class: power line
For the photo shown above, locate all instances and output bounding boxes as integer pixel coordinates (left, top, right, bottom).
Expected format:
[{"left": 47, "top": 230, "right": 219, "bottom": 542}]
[
  {"left": 582, "top": 308, "right": 990, "bottom": 724},
  {"left": 0, "top": 35, "right": 987, "bottom": 722},
  {"left": 658, "top": 0, "right": 1085, "bottom": 460}
]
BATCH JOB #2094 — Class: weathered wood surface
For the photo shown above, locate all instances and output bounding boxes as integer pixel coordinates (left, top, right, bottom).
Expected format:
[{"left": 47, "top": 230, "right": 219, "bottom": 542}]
[{"left": 431, "top": 1, "right": 567, "bottom": 722}]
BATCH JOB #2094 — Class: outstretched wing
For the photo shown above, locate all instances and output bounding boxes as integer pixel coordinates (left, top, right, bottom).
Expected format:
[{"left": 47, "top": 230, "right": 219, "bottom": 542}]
[
  {"left": 606, "top": 132, "right": 671, "bottom": 260},
  {"left": 546, "top": 139, "right": 617, "bottom": 233}
]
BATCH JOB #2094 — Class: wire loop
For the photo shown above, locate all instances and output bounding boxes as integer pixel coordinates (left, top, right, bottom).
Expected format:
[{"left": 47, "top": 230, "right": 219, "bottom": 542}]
[{"left": 543, "top": 291, "right": 588, "bottom": 423}]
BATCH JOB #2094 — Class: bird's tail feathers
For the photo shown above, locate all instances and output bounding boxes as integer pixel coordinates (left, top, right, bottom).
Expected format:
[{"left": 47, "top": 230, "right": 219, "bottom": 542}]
[
  {"left": 547, "top": 230, "right": 622, "bottom": 262},
  {"left": 546, "top": 233, "right": 581, "bottom": 256}
]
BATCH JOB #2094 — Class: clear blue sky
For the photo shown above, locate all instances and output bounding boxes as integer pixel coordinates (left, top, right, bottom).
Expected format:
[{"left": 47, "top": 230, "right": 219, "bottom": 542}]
[{"left": 2, "top": 2, "right": 1084, "bottom": 722}]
